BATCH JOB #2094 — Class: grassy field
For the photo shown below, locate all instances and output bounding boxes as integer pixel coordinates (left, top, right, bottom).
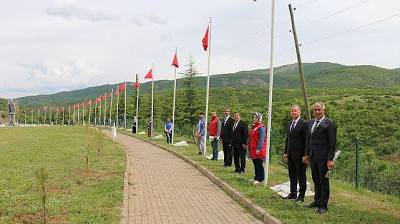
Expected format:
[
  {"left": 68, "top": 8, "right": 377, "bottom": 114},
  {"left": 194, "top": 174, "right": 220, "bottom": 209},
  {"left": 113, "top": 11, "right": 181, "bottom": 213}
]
[
  {"left": 121, "top": 129, "right": 400, "bottom": 224},
  {"left": 0, "top": 126, "right": 125, "bottom": 223}
]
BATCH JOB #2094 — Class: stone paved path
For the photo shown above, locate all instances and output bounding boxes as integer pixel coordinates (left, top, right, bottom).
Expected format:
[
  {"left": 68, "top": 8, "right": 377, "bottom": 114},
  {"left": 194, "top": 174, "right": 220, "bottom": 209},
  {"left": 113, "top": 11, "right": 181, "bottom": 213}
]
[{"left": 108, "top": 131, "right": 262, "bottom": 224}]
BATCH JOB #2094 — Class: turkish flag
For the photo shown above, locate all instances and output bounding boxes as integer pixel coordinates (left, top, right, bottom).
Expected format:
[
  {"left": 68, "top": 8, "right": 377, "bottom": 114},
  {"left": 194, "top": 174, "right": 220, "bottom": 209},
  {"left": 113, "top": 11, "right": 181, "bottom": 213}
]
[
  {"left": 135, "top": 76, "right": 140, "bottom": 89},
  {"left": 119, "top": 83, "right": 126, "bottom": 92},
  {"left": 202, "top": 26, "right": 209, "bottom": 51},
  {"left": 171, "top": 53, "right": 179, "bottom": 68},
  {"left": 145, "top": 69, "right": 153, "bottom": 79}
]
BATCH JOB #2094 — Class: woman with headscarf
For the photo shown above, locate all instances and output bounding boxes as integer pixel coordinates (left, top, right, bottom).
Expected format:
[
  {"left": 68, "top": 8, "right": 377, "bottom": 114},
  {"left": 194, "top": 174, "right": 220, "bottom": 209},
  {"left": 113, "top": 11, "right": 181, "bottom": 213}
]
[{"left": 248, "top": 112, "right": 267, "bottom": 185}]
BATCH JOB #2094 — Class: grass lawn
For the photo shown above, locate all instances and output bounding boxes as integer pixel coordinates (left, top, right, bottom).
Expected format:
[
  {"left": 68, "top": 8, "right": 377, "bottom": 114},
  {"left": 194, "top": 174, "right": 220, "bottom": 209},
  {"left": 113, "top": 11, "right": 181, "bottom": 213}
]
[
  {"left": 0, "top": 126, "right": 125, "bottom": 224},
  {"left": 121, "top": 129, "right": 400, "bottom": 224}
]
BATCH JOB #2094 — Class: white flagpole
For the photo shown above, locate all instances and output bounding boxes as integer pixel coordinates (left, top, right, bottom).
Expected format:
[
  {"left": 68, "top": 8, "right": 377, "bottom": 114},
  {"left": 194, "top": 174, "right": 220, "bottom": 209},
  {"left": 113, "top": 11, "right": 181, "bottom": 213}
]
[
  {"left": 49, "top": 107, "right": 52, "bottom": 125},
  {"left": 31, "top": 109, "right": 34, "bottom": 125},
  {"left": 116, "top": 85, "right": 120, "bottom": 128},
  {"left": 151, "top": 65, "right": 154, "bottom": 137},
  {"left": 44, "top": 107, "right": 47, "bottom": 125},
  {"left": 265, "top": 0, "right": 276, "bottom": 186},
  {"left": 62, "top": 107, "right": 65, "bottom": 125},
  {"left": 82, "top": 103, "right": 85, "bottom": 125},
  {"left": 89, "top": 101, "right": 92, "bottom": 125},
  {"left": 77, "top": 104, "right": 80, "bottom": 125},
  {"left": 37, "top": 109, "right": 40, "bottom": 125},
  {"left": 135, "top": 75, "right": 140, "bottom": 134},
  {"left": 68, "top": 106, "right": 71, "bottom": 125},
  {"left": 172, "top": 48, "right": 178, "bottom": 144},
  {"left": 109, "top": 89, "right": 113, "bottom": 126},
  {"left": 73, "top": 105, "right": 76, "bottom": 125},
  {"left": 203, "top": 17, "right": 212, "bottom": 155},
  {"left": 24, "top": 110, "right": 26, "bottom": 125},
  {"left": 104, "top": 92, "right": 107, "bottom": 126},
  {"left": 124, "top": 82, "right": 127, "bottom": 128},
  {"left": 56, "top": 107, "right": 59, "bottom": 125},
  {"left": 99, "top": 98, "right": 102, "bottom": 126},
  {"left": 94, "top": 102, "right": 97, "bottom": 126}
]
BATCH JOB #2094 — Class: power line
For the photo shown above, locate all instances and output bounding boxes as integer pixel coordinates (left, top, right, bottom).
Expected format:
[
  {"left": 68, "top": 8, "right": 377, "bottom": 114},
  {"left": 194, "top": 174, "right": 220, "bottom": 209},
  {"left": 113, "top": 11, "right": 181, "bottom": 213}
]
[
  {"left": 302, "top": 10, "right": 400, "bottom": 47},
  {"left": 301, "top": 0, "right": 370, "bottom": 26}
]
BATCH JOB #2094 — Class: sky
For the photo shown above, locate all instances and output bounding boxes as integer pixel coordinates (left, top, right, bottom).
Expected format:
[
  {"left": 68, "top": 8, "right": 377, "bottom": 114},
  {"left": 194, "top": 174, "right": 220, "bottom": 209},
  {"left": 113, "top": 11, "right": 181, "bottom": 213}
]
[{"left": 1, "top": 0, "right": 399, "bottom": 98}]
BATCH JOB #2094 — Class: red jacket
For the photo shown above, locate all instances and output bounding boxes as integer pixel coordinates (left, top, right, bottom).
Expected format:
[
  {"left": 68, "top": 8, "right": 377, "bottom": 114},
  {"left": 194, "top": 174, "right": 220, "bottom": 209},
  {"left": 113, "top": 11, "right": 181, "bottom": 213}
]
[
  {"left": 209, "top": 116, "right": 220, "bottom": 136},
  {"left": 249, "top": 122, "right": 267, "bottom": 159}
]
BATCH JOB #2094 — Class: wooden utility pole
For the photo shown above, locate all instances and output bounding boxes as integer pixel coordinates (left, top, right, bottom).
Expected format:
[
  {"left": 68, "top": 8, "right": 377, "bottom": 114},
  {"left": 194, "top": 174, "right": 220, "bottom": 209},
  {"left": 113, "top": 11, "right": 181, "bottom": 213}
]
[{"left": 289, "top": 3, "right": 311, "bottom": 120}]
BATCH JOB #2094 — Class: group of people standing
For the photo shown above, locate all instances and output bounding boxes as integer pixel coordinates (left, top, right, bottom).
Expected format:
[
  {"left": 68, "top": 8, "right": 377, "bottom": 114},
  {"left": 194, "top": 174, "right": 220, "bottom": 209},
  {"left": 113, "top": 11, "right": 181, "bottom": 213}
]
[
  {"left": 196, "top": 108, "right": 268, "bottom": 185},
  {"left": 194, "top": 102, "right": 337, "bottom": 214}
]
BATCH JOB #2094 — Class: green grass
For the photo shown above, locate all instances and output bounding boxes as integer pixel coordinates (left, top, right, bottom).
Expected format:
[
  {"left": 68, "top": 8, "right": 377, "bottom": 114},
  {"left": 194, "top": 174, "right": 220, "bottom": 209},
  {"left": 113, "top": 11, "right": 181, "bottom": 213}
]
[
  {"left": 0, "top": 126, "right": 125, "bottom": 223},
  {"left": 121, "top": 129, "right": 400, "bottom": 224}
]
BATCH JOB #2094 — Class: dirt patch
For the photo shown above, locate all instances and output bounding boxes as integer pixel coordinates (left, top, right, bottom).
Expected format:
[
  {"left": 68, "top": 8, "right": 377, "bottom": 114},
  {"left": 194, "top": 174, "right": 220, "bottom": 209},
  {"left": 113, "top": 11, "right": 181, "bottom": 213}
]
[{"left": 48, "top": 187, "right": 63, "bottom": 194}]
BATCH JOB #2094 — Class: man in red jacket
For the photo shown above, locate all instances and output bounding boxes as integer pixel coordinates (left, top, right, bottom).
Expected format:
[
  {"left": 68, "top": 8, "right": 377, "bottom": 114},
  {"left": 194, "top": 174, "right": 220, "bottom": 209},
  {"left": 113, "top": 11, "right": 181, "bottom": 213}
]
[{"left": 209, "top": 112, "right": 221, "bottom": 160}]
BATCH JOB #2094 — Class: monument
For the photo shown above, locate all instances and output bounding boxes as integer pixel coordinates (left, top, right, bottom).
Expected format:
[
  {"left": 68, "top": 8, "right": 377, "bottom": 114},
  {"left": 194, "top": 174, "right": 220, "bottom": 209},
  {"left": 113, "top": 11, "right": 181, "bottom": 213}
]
[{"left": 8, "top": 99, "right": 16, "bottom": 126}]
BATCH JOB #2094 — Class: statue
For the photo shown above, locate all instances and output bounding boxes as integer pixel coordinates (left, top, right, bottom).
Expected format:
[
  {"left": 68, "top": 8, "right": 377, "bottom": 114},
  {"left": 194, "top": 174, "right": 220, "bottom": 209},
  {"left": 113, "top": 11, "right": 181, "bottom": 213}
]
[{"left": 8, "top": 99, "right": 16, "bottom": 126}]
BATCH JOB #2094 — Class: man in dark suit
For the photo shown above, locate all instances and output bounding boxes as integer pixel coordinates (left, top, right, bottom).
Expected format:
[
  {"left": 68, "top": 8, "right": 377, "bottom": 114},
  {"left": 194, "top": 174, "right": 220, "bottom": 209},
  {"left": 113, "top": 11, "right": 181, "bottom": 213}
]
[
  {"left": 304, "top": 102, "right": 337, "bottom": 214},
  {"left": 231, "top": 112, "right": 248, "bottom": 173},
  {"left": 283, "top": 105, "right": 308, "bottom": 203},
  {"left": 220, "top": 108, "right": 234, "bottom": 167}
]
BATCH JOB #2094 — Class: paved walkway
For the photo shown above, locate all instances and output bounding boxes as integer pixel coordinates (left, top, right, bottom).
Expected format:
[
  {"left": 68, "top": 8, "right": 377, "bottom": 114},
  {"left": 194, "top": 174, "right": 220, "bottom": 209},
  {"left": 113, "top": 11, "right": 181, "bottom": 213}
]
[{"left": 108, "top": 132, "right": 262, "bottom": 224}]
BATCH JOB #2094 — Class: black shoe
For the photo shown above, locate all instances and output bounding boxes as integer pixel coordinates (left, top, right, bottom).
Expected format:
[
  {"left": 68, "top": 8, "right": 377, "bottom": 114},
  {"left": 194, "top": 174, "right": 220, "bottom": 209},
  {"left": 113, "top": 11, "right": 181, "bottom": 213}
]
[
  {"left": 316, "top": 207, "right": 328, "bottom": 214},
  {"left": 295, "top": 197, "right": 304, "bottom": 203},
  {"left": 233, "top": 169, "right": 240, "bottom": 173},
  {"left": 304, "top": 201, "right": 318, "bottom": 208},
  {"left": 198, "top": 152, "right": 202, "bottom": 155},
  {"left": 282, "top": 194, "right": 297, "bottom": 199}
]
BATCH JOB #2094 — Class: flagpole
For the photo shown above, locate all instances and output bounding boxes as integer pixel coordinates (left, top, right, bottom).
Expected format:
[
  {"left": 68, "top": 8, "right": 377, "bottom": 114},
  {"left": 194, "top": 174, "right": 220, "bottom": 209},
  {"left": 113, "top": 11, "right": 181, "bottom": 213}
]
[
  {"left": 89, "top": 101, "right": 92, "bottom": 125},
  {"left": 68, "top": 106, "right": 70, "bottom": 125},
  {"left": 49, "top": 107, "right": 52, "bottom": 125},
  {"left": 116, "top": 85, "right": 120, "bottom": 128},
  {"left": 151, "top": 64, "right": 154, "bottom": 138},
  {"left": 78, "top": 104, "right": 81, "bottom": 125},
  {"left": 172, "top": 47, "right": 178, "bottom": 144},
  {"left": 99, "top": 98, "right": 102, "bottom": 126},
  {"left": 135, "top": 75, "right": 140, "bottom": 134},
  {"left": 265, "top": 0, "right": 276, "bottom": 186},
  {"left": 82, "top": 103, "right": 85, "bottom": 125},
  {"left": 124, "top": 81, "right": 127, "bottom": 128},
  {"left": 110, "top": 89, "right": 113, "bottom": 126},
  {"left": 94, "top": 102, "right": 97, "bottom": 126},
  {"left": 104, "top": 92, "right": 107, "bottom": 126},
  {"left": 44, "top": 107, "right": 47, "bottom": 125},
  {"left": 62, "top": 107, "right": 65, "bottom": 125},
  {"left": 31, "top": 109, "right": 34, "bottom": 125},
  {"left": 203, "top": 17, "right": 212, "bottom": 155},
  {"left": 56, "top": 107, "right": 59, "bottom": 125}
]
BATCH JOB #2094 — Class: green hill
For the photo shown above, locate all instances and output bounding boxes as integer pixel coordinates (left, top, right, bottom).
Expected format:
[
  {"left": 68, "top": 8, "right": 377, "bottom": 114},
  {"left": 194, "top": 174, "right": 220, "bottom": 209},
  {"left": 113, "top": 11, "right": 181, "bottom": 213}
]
[{"left": 15, "top": 62, "right": 400, "bottom": 107}]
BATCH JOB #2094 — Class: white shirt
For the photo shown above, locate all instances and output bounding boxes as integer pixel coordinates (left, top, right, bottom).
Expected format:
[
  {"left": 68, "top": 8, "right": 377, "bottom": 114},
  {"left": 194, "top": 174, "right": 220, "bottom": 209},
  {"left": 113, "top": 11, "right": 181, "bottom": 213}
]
[
  {"left": 233, "top": 120, "right": 240, "bottom": 131},
  {"left": 290, "top": 117, "right": 301, "bottom": 131},
  {"left": 224, "top": 116, "right": 230, "bottom": 126},
  {"left": 311, "top": 115, "right": 325, "bottom": 132}
]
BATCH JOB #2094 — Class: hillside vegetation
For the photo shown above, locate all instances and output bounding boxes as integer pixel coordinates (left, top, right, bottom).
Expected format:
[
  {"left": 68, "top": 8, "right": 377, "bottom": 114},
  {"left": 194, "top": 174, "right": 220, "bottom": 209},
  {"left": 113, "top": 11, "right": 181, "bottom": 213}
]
[{"left": 15, "top": 62, "right": 400, "bottom": 107}]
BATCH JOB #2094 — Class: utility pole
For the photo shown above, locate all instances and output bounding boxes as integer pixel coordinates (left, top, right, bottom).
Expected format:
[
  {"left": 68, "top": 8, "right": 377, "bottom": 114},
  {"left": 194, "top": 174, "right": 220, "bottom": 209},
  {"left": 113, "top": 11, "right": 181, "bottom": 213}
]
[{"left": 289, "top": 3, "right": 311, "bottom": 120}]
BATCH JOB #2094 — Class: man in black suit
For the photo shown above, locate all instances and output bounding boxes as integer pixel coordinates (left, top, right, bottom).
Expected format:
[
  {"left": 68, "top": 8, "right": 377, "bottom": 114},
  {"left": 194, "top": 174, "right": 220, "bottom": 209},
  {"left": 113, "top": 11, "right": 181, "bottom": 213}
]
[
  {"left": 231, "top": 112, "right": 248, "bottom": 173},
  {"left": 283, "top": 105, "right": 308, "bottom": 203},
  {"left": 220, "top": 108, "right": 234, "bottom": 167},
  {"left": 304, "top": 102, "right": 337, "bottom": 214}
]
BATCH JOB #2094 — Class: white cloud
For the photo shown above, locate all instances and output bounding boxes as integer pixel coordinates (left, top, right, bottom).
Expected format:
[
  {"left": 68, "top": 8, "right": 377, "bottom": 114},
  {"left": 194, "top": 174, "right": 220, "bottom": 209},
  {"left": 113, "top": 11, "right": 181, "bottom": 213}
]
[{"left": 0, "top": 0, "right": 399, "bottom": 98}]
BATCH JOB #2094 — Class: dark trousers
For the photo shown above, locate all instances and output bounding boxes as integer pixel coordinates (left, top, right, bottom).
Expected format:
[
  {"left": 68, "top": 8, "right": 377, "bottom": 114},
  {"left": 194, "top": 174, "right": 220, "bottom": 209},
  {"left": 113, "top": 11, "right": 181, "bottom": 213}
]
[
  {"left": 222, "top": 140, "right": 233, "bottom": 166},
  {"left": 233, "top": 146, "right": 246, "bottom": 172},
  {"left": 252, "top": 159, "right": 264, "bottom": 181},
  {"left": 147, "top": 129, "right": 152, "bottom": 137},
  {"left": 165, "top": 132, "right": 172, "bottom": 144},
  {"left": 288, "top": 155, "right": 307, "bottom": 197},
  {"left": 311, "top": 158, "right": 330, "bottom": 208}
]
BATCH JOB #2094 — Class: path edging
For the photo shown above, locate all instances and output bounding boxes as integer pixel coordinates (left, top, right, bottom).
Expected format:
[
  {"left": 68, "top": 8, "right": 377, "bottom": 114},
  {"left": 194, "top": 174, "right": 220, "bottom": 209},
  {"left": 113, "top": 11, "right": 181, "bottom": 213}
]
[{"left": 129, "top": 133, "right": 281, "bottom": 224}]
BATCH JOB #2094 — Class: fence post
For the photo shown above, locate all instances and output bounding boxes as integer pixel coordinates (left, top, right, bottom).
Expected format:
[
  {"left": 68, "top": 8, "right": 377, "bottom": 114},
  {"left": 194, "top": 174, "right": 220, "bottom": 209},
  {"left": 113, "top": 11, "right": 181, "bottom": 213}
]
[{"left": 355, "top": 136, "right": 360, "bottom": 189}]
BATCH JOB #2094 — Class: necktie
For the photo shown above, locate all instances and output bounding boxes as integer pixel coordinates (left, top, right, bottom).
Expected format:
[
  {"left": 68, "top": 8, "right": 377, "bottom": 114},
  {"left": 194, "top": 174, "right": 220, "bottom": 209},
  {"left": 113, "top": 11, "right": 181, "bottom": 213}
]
[
  {"left": 312, "top": 120, "right": 320, "bottom": 133},
  {"left": 233, "top": 121, "right": 238, "bottom": 131},
  {"left": 290, "top": 121, "right": 296, "bottom": 132}
]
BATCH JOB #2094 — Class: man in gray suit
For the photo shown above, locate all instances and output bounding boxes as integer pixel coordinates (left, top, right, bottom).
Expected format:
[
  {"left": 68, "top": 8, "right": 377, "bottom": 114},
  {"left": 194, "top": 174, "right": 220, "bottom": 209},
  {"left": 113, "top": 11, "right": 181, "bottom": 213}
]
[{"left": 303, "top": 102, "right": 337, "bottom": 214}]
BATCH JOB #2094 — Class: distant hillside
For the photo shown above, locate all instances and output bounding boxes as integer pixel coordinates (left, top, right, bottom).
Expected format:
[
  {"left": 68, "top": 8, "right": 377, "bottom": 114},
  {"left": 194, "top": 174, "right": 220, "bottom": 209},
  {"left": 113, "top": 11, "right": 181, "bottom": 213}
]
[{"left": 16, "top": 62, "right": 400, "bottom": 107}]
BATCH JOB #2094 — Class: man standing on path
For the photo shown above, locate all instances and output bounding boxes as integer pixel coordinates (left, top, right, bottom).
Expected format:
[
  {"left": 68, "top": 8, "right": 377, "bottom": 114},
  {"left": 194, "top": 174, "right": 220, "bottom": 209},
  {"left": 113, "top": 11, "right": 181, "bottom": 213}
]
[
  {"left": 303, "top": 102, "right": 337, "bottom": 214},
  {"left": 196, "top": 112, "right": 206, "bottom": 155},
  {"left": 209, "top": 111, "right": 221, "bottom": 160},
  {"left": 283, "top": 105, "right": 308, "bottom": 203},
  {"left": 220, "top": 108, "right": 234, "bottom": 167},
  {"left": 231, "top": 112, "right": 248, "bottom": 173}
]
